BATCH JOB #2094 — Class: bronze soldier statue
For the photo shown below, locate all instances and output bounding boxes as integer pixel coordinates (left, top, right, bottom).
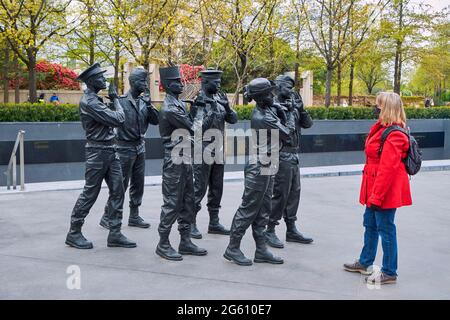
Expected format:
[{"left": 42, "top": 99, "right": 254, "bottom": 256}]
[
  {"left": 99, "top": 68, "right": 159, "bottom": 229},
  {"left": 223, "top": 78, "right": 295, "bottom": 266},
  {"left": 156, "top": 65, "right": 212, "bottom": 261},
  {"left": 264, "top": 74, "right": 314, "bottom": 248},
  {"left": 65, "top": 63, "right": 136, "bottom": 249},
  {"left": 190, "top": 68, "right": 238, "bottom": 239}
]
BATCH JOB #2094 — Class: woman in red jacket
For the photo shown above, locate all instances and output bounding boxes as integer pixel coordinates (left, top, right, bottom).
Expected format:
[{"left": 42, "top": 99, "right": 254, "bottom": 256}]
[{"left": 344, "top": 92, "right": 412, "bottom": 285}]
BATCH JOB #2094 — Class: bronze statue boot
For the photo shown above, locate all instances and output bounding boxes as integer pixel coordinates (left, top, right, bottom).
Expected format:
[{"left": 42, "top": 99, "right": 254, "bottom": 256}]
[
  {"left": 264, "top": 224, "right": 284, "bottom": 248},
  {"left": 99, "top": 214, "right": 110, "bottom": 230},
  {"left": 65, "top": 222, "right": 93, "bottom": 249},
  {"left": 208, "top": 211, "right": 230, "bottom": 235},
  {"left": 179, "top": 230, "right": 207, "bottom": 256},
  {"left": 128, "top": 207, "right": 150, "bottom": 228},
  {"left": 254, "top": 239, "right": 284, "bottom": 264},
  {"left": 223, "top": 236, "right": 252, "bottom": 266},
  {"left": 107, "top": 230, "right": 137, "bottom": 248},
  {"left": 286, "top": 222, "right": 313, "bottom": 244},
  {"left": 156, "top": 232, "right": 183, "bottom": 261},
  {"left": 190, "top": 217, "right": 202, "bottom": 239}
]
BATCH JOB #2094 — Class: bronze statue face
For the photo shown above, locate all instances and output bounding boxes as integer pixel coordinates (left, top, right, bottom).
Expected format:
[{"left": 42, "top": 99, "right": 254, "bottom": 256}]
[
  {"left": 165, "top": 78, "right": 184, "bottom": 95},
  {"left": 255, "top": 91, "right": 274, "bottom": 108},
  {"left": 87, "top": 73, "right": 107, "bottom": 91},
  {"left": 203, "top": 78, "right": 221, "bottom": 95},
  {"left": 277, "top": 82, "right": 293, "bottom": 99},
  {"left": 130, "top": 76, "right": 148, "bottom": 96}
]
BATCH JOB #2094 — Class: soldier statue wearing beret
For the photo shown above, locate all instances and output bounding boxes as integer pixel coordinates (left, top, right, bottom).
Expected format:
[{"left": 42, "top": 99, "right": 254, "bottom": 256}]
[
  {"left": 223, "top": 78, "right": 296, "bottom": 266},
  {"left": 99, "top": 68, "right": 159, "bottom": 230},
  {"left": 65, "top": 63, "right": 136, "bottom": 249},
  {"left": 190, "top": 68, "right": 238, "bottom": 239},
  {"left": 264, "top": 74, "right": 314, "bottom": 249}
]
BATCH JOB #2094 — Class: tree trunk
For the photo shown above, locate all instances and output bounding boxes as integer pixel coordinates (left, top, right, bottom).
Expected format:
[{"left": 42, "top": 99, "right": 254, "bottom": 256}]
[
  {"left": 3, "top": 45, "right": 9, "bottom": 103},
  {"left": 348, "top": 59, "right": 354, "bottom": 106},
  {"left": 393, "top": 41, "right": 402, "bottom": 94},
  {"left": 337, "top": 61, "right": 342, "bottom": 106},
  {"left": 27, "top": 50, "right": 37, "bottom": 103},
  {"left": 14, "top": 53, "right": 20, "bottom": 103},
  {"left": 325, "top": 66, "right": 333, "bottom": 107},
  {"left": 393, "top": 0, "right": 403, "bottom": 95},
  {"left": 120, "top": 61, "right": 125, "bottom": 95},
  {"left": 88, "top": 2, "right": 95, "bottom": 65},
  {"left": 114, "top": 45, "right": 120, "bottom": 92},
  {"left": 239, "top": 54, "right": 248, "bottom": 105}
]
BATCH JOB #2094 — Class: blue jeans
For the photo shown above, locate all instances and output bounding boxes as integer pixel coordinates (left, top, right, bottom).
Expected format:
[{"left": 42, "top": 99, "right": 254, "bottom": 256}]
[{"left": 359, "top": 206, "right": 398, "bottom": 276}]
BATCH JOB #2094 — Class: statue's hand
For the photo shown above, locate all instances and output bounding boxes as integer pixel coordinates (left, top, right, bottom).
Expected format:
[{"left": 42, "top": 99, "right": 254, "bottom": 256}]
[
  {"left": 273, "top": 103, "right": 288, "bottom": 123},
  {"left": 141, "top": 87, "right": 151, "bottom": 104},
  {"left": 194, "top": 95, "right": 206, "bottom": 108},
  {"left": 108, "top": 82, "right": 119, "bottom": 100},
  {"left": 217, "top": 91, "right": 230, "bottom": 109}
]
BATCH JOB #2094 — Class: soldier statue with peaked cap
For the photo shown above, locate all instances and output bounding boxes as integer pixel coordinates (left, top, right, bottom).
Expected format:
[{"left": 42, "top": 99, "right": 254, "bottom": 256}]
[
  {"left": 190, "top": 68, "right": 238, "bottom": 239},
  {"left": 99, "top": 68, "right": 159, "bottom": 230},
  {"left": 65, "top": 62, "right": 136, "bottom": 249},
  {"left": 156, "top": 65, "right": 214, "bottom": 261},
  {"left": 223, "top": 78, "right": 296, "bottom": 266},
  {"left": 264, "top": 74, "right": 314, "bottom": 249}
]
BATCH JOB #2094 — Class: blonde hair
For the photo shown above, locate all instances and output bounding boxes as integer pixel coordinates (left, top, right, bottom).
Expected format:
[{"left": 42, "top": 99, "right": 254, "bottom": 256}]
[{"left": 376, "top": 92, "right": 406, "bottom": 127}]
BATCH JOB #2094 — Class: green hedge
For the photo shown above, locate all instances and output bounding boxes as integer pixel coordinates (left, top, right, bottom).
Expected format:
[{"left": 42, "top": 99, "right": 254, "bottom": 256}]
[
  {"left": 0, "top": 103, "right": 80, "bottom": 122},
  {"left": 234, "top": 105, "right": 450, "bottom": 120},
  {"left": 1, "top": 103, "right": 450, "bottom": 122}
]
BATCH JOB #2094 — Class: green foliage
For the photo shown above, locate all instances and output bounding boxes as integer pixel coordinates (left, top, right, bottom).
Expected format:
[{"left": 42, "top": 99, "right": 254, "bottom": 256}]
[
  {"left": 0, "top": 103, "right": 80, "bottom": 122},
  {"left": 231, "top": 105, "right": 450, "bottom": 120},
  {"left": 1, "top": 104, "right": 450, "bottom": 122}
]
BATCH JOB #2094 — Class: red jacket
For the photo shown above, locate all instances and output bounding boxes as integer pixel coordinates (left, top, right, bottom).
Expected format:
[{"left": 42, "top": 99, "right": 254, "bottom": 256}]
[{"left": 359, "top": 120, "right": 412, "bottom": 209}]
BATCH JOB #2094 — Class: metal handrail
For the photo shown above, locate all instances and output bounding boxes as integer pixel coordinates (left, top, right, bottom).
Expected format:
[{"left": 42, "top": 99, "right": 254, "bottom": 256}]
[{"left": 4, "top": 130, "right": 25, "bottom": 190}]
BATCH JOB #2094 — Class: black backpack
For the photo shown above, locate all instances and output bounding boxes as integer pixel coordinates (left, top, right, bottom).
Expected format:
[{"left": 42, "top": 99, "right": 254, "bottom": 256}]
[{"left": 378, "top": 125, "right": 422, "bottom": 175}]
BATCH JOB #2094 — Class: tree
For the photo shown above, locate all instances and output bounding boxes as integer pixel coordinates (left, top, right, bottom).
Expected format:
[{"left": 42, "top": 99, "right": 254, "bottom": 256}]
[
  {"left": 212, "top": 0, "right": 278, "bottom": 104},
  {"left": 408, "top": 13, "right": 450, "bottom": 104},
  {"left": 110, "top": 0, "right": 182, "bottom": 71},
  {"left": 63, "top": 0, "right": 113, "bottom": 66},
  {"left": 356, "top": 43, "right": 388, "bottom": 94},
  {"left": 380, "top": 0, "right": 435, "bottom": 94},
  {"left": 0, "top": 0, "right": 76, "bottom": 102},
  {"left": 300, "top": 0, "right": 387, "bottom": 107}
]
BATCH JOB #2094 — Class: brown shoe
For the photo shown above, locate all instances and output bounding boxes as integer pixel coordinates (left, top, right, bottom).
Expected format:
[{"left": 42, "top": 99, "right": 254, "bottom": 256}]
[
  {"left": 365, "top": 272, "right": 397, "bottom": 285},
  {"left": 343, "top": 260, "right": 372, "bottom": 275}
]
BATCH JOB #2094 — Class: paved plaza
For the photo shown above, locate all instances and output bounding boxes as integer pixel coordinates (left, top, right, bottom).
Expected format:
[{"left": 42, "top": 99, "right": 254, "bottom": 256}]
[{"left": 1, "top": 170, "right": 449, "bottom": 299}]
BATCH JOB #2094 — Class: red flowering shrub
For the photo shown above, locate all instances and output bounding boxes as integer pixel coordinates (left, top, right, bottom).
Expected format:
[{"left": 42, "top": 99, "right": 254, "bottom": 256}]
[
  {"left": 12, "top": 60, "right": 80, "bottom": 90},
  {"left": 180, "top": 64, "right": 204, "bottom": 85}
]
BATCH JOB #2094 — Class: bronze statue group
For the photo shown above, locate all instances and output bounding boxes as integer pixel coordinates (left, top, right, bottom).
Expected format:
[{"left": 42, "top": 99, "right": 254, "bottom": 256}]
[{"left": 65, "top": 63, "right": 314, "bottom": 266}]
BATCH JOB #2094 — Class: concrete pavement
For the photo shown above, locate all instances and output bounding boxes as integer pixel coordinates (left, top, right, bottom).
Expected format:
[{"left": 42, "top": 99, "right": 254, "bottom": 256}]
[{"left": 1, "top": 170, "right": 450, "bottom": 299}]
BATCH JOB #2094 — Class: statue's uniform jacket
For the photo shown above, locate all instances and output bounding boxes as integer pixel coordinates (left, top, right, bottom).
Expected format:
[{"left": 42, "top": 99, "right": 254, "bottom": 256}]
[
  {"left": 269, "top": 94, "right": 313, "bottom": 226},
  {"left": 71, "top": 88, "right": 126, "bottom": 232},
  {"left": 229, "top": 104, "right": 295, "bottom": 243},
  {"left": 107, "top": 92, "right": 159, "bottom": 211},
  {"left": 192, "top": 91, "right": 238, "bottom": 221},
  {"left": 158, "top": 94, "right": 214, "bottom": 235}
]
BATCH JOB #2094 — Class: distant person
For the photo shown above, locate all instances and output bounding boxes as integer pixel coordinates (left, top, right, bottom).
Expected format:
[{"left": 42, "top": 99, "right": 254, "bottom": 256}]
[
  {"left": 50, "top": 93, "right": 60, "bottom": 105},
  {"left": 344, "top": 92, "right": 412, "bottom": 285},
  {"left": 38, "top": 93, "right": 45, "bottom": 103},
  {"left": 424, "top": 97, "right": 431, "bottom": 108}
]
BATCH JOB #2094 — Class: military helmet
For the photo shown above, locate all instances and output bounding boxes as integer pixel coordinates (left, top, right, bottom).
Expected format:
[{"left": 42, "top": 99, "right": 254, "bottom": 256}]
[
  {"left": 245, "top": 78, "right": 276, "bottom": 99},
  {"left": 274, "top": 74, "right": 295, "bottom": 86}
]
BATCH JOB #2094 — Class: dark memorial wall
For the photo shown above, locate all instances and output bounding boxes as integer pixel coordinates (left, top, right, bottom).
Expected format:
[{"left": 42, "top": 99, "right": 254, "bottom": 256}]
[{"left": 0, "top": 132, "right": 444, "bottom": 165}]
